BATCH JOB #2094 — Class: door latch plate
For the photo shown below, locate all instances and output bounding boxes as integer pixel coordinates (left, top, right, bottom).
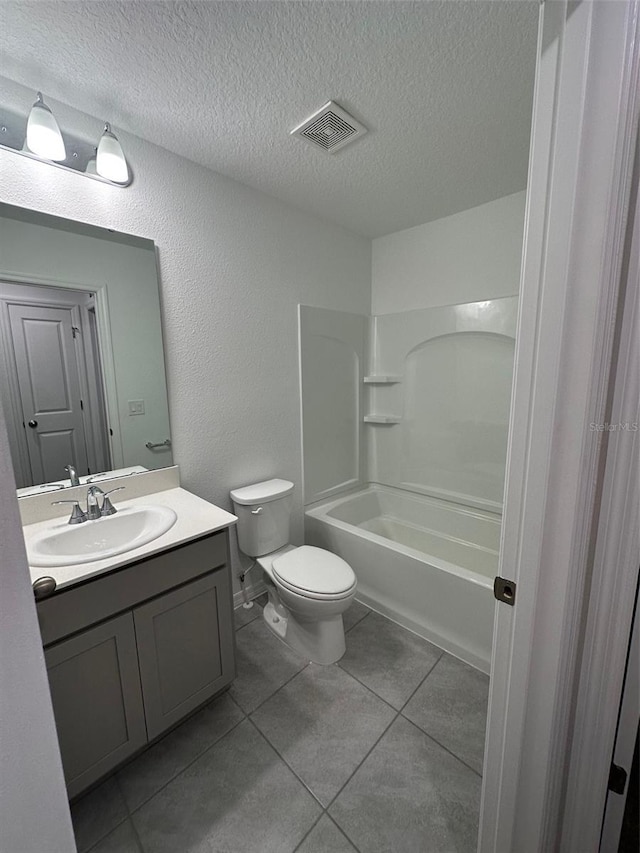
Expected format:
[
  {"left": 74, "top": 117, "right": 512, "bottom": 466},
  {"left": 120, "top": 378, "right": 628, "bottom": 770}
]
[
  {"left": 608, "top": 762, "right": 627, "bottom": 795},
  {"left": 494, "top": 576, "right": 517, "bottom": 606}
]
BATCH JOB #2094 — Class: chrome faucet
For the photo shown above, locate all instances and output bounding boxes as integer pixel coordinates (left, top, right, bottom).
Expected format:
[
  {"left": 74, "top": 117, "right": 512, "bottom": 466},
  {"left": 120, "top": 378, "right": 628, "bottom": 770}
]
[
  {"left": 87, "top": 485, "right": 125, "bottom": 519},
  {"left": 86, "top": 485, "right": 103, "bottom": 520},
  {"left": 52, "top": 486, "right": 125, "bottom": 524},
  {"left": 64, "top": 464, "right": 80, "bottom": 486}
]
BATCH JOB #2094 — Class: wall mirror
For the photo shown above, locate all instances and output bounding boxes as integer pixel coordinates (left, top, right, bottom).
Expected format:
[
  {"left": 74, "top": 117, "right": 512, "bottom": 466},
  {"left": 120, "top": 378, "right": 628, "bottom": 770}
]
[{"left": 0, "top": 203, "right": 173, "bottom": 495}]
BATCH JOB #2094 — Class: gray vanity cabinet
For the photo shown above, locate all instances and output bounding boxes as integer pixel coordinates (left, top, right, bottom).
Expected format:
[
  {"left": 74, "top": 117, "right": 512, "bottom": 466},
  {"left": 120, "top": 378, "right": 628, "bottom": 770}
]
[
  {"left": 44, "top": 612, "right": 148, "bottom": 799},
  {"left": 134, "top": 570, "right": 234, "bottom": 740},
  {"left": 38, "top": 531, "right": 235, "bottom": 799}
]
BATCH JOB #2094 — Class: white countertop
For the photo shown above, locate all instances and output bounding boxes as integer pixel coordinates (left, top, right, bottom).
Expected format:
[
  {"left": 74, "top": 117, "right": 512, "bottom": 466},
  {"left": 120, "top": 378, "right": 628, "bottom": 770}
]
[{"left": 24, "top": 487, "right": 237, "bottom": 591}]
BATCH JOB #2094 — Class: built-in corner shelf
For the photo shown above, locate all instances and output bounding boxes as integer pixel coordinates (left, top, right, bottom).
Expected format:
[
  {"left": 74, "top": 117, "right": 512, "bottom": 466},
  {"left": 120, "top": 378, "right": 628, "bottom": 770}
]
[
  {"left": 363, "top": 375, "right": 402, "bottom": 384},
  {"left": 363, "top": 415, "right": 401, "bottom": 424}
]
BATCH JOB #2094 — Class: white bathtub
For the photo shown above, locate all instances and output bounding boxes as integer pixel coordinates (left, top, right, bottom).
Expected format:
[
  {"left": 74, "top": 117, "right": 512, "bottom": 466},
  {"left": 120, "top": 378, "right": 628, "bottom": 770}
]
[{"left": 305, "top": 485, "right": 500, "bottom": 672}]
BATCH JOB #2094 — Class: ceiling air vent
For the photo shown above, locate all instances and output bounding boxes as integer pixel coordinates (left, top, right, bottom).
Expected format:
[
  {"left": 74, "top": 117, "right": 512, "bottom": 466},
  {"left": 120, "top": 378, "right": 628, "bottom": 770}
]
[{"left": 290, "top": 101, "right": 367, "bottom": 154}]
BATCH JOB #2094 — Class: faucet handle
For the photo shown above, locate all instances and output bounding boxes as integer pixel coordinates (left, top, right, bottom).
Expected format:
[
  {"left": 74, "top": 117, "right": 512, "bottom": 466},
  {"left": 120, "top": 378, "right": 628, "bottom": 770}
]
[
  {"left": 101, "top": 487, "right": 125, "bottom": 516},
  {"left": 51, "top": 500, "right": 88, "bottom": 525}
]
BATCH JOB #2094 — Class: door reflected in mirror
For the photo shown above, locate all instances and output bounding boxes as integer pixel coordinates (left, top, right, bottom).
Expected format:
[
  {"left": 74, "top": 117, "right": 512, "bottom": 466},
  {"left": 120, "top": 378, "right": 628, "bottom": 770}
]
[{"left": 0, "top": 203, "right": 173, "bottom": 495}]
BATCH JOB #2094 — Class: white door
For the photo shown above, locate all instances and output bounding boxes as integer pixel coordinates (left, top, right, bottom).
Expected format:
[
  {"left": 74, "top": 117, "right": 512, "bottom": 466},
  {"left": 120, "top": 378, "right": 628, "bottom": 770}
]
[
  {"left": 479, "top": 2, "right": 640, "bottom": 851},
  {"left": 8, "top": 301, "right": 90, "bottom": 483}
]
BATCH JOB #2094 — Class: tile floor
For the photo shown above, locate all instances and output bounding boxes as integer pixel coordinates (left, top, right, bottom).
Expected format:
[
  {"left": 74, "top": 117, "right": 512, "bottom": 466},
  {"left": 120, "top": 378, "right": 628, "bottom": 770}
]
[{"left": 71, "top": 597, "right": 489, "bottom": 853}]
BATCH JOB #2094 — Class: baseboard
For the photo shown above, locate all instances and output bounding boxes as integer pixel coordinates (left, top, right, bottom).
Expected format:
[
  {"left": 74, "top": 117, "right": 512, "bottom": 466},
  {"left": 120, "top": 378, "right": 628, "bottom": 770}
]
[{"left": 233, "top": 580, "right": 267, "bottom": 610}]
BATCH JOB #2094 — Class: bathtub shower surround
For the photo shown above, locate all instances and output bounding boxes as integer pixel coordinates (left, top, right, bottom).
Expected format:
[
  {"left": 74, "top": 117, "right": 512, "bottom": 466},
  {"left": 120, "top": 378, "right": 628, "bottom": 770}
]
[
  {"left": 300, "top": 297, "right": 518, "bottom": 671},
  {"left": 298, "top": 306, "right": 368, "bottom": 506},
  {"left": 370, "top": 296, "right": 517, "bottom": 512}
]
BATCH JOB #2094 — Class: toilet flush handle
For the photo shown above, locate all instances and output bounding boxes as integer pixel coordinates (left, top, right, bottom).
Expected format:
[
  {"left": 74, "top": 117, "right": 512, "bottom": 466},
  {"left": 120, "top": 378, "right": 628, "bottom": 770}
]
[{"left": 251, "top": 506, "right": 263, "bottom": 515}]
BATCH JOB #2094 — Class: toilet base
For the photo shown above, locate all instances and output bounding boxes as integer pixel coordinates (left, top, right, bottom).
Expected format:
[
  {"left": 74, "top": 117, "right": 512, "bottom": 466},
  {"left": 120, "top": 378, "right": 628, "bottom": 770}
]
[{"left": 263, "top": 598, "right": 347, "bottom": 665}]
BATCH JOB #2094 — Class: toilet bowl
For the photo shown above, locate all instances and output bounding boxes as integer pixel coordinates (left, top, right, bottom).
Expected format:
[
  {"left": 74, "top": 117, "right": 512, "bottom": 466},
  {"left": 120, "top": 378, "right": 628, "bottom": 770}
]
[
  {"left": 230, "top": 479, "right": 357, "bottom": 664},
  {"left": 258, "top": 544, "right": 357, "bottom": 664}
]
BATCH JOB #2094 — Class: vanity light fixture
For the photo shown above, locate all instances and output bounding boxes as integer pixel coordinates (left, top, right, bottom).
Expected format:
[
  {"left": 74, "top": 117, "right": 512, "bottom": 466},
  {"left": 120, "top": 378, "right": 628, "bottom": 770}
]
[
  {"left": 26, "top": 92, "right": 66, "bottom": 161},
  {"left": 0, "top": 91, "right": 132, "bottom": 187},
  {"left": 96, "top": 123, "right": 129, "bottom": 184}
]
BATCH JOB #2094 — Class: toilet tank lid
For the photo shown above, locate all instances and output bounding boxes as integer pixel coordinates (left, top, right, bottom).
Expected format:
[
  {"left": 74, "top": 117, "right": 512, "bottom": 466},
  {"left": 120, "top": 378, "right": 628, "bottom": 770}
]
[{"left": 230, "top": 478, "right": 294, "bottom": 505}]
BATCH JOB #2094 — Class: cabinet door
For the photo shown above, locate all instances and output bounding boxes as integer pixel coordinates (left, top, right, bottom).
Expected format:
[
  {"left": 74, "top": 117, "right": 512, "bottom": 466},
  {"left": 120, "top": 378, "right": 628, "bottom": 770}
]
[
  {"left": 134, "top": 570, "right": 234, "bottom": 741},
  {"left": 45, "top": 613, "right": 147, "bottom": 798}
]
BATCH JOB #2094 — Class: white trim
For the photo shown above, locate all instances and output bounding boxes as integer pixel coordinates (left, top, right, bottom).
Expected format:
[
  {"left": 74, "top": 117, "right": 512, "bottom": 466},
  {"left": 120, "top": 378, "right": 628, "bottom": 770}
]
[
  {"left": 0, "top": 286, "right": 32, "bottom": 484},
  {"left": 233, "top": 580, "right": 267, "bottom": 611},
  {"left": 77, "top": 296, "right": 112, "bottom": 473},
  {"left": 92, "top": 285, "right": 123, "bottom": 468},
  {"left": 297, "top": 304, "right": 306, "bottom": 505},
  {"left": 561, "top": 112, "right": 640, "bottom": 850},
  {"left": 0, "top": 270, "right": 123, "bottom": 470},
  {"left": 479, "top": 2, "right": 640, "bottom": 850},
  {"left": 0, "top": 282, "right": 109, "bottom": 480}
]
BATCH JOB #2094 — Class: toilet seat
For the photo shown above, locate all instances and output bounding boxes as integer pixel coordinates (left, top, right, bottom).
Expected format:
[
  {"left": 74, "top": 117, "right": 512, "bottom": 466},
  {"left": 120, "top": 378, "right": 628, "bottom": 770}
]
[
  {"left": 273, "top": 574, "right": 357, "bottom": 602},
  {"left": 272, "top": 545, "right": 356, "bottom": 600}
]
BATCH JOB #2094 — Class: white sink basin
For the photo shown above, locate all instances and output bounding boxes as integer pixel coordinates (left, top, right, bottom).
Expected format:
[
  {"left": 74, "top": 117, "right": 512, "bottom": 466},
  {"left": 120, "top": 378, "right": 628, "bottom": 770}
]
[{"left": 27, "top": 505, "right": 178, "bottom": 567}]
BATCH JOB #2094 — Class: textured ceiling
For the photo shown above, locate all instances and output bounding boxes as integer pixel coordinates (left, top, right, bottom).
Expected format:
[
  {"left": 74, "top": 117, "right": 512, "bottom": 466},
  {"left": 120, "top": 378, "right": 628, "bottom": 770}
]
[{"left": 0, "top": 1, "right": 538, "bottom": 237}]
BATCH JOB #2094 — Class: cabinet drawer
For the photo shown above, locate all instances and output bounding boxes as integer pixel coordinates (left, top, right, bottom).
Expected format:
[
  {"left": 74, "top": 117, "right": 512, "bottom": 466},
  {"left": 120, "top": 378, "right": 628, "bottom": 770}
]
[{"left": 38, "top": 532, "right": 227, "bottom": 646}]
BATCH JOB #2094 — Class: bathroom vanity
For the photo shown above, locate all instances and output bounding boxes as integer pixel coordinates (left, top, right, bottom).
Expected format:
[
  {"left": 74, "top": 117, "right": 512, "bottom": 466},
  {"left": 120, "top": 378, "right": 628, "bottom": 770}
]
[{"left": 22, "top": 470, "right": 237, "bottom": 799}]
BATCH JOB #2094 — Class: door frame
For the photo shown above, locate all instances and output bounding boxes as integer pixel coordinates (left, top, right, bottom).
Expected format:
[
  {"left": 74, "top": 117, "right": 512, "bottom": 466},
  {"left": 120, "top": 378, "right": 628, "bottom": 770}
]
[
  {"left": 0, "top": 283, "right": 111, "bottom": 484},
  {"left": 562, "top": 95, "right": 640, "bottom": 851},
  {"left": 479, "top": 1, "right": 640, "bottom": 850},
  {"left": 0, "top": 270, "right": 124, "bottom": 471}
]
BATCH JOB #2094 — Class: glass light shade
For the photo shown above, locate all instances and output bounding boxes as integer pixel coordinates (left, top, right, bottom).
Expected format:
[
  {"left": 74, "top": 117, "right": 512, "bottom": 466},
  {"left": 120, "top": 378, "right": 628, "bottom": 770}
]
[
  {"left": 96, "top": 124, "right": 129, "bottom": 183},
  {"left": 26, "top": 93, "right": 66, "bottom": 161}
]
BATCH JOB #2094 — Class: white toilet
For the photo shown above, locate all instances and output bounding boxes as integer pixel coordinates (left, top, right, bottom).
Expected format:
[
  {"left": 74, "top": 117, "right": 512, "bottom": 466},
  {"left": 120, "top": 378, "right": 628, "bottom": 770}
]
[{"left": 230, "top": 478, "right": 357, "bottom": 665}]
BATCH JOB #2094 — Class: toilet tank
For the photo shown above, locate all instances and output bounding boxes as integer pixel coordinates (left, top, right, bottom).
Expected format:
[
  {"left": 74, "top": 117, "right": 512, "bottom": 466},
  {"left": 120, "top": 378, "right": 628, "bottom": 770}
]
[{"left": 230, "top": 479, "right": 294, "bottom": 557}]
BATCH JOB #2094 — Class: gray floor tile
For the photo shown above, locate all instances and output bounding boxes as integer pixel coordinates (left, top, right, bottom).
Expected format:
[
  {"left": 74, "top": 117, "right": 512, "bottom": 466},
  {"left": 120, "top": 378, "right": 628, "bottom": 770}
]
[
  {"left": 330, "top": 716, "right": 481, "bottom": 853},
  {"left": 403, "top": 654, "right": 489, "bottom": 775},
  {"left": 88, "top": 819, "right": 141, "bottom": 853},
  {"left": 71, "top": 777, "right": 128, "bottom": 853},
  {"left": 132, "top": 719, "right": 322, "bottom": 853},
  {"left": 343, "top": 600, "right": 370, "bottom": 633},
  {"left": 252, "top": 663, "right": 395, "bottom": 805},
  {"left": 117, "top": 691, "right": 244, "bottom": 811},
  {"left": 229, "top": 616, "right": 308, "bottom": 713},
  {"left": 296, "top": 815, "right": 358, "bottom": 853},
  {"left": 339, "top": 611, "right": 442, "bottom": 709}
]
